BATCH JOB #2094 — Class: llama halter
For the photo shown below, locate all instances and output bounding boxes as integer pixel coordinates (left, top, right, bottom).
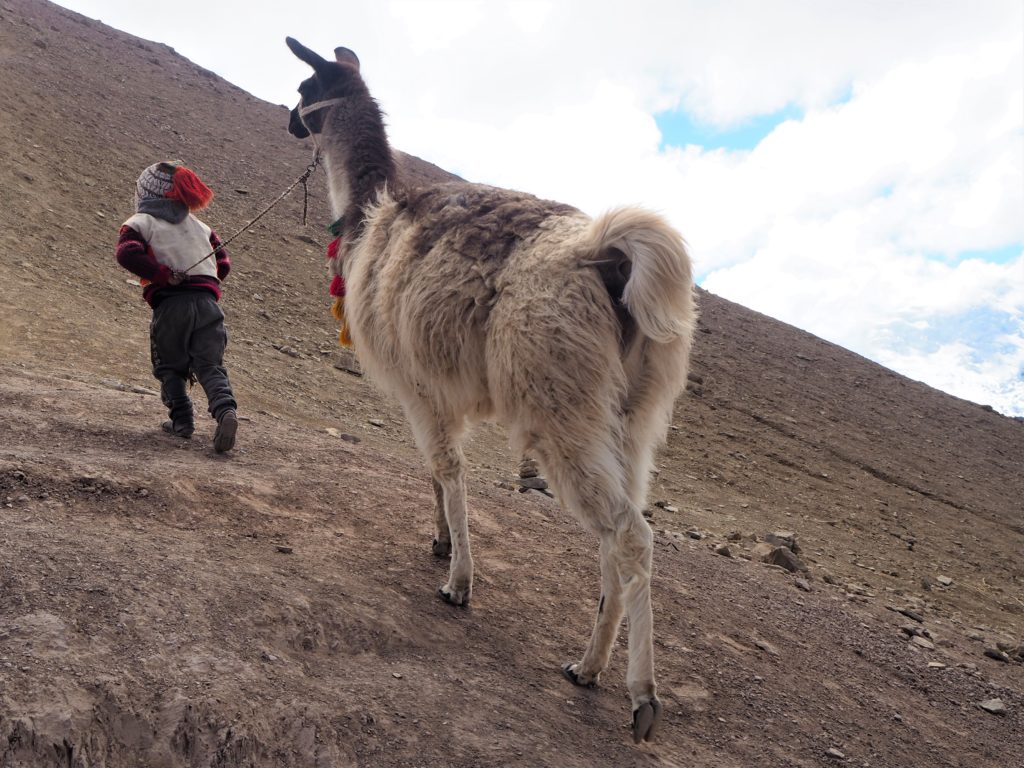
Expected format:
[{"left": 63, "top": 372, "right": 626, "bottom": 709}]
[{"left": 297, "top": 97, "right": 345, "bottom": 152}]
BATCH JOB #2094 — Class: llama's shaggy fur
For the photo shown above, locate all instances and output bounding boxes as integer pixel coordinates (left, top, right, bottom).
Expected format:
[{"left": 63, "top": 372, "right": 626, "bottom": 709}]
[{"left": 287, "top": 38, "right": 697, "bottom": 742}]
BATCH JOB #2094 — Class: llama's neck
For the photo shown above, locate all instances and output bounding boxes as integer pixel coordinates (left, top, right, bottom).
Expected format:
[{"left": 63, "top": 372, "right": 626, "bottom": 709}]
[
  {"left": 320, "top": 98, "right": 397, "bottom": 235},
  {"left": 322, "top": 151, "right": 351, "bottom": 220}
]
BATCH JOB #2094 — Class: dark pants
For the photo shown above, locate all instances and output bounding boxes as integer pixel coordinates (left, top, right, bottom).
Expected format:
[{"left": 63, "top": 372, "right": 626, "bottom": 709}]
[{"left": 150, "top": 291, "right": 236, "bottom": 425}]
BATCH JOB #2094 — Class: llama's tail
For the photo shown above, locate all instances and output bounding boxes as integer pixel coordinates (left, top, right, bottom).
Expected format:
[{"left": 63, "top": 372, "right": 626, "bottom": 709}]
[{"left": 584, "top": 207, "right": 696, "bottom": 343}]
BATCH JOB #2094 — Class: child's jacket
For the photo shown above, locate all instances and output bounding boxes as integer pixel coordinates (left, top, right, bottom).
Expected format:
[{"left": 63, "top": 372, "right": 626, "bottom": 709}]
[{"left": 117, "top": 212, "right": 231, "bottom": 308}]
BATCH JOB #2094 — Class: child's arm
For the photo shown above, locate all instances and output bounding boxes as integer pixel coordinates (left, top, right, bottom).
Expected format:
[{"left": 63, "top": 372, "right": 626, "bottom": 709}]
[
  {"left": 116, "top": 225, "right": 175, "bottom": 285},
  {"left": 210, "top": 230, "right": 231, "bottom": 281}
]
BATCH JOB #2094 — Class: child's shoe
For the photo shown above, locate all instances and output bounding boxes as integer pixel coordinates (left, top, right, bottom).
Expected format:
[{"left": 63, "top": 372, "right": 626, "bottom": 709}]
[
  {"left": 161, "top": 418, "right": 195, "bottom": 438},
  {"left": 214, "top": 409, "right": 238, "bottom": 453}
]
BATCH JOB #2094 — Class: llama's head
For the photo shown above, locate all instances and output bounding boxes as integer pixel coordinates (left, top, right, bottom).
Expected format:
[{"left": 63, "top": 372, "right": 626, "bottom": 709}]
[{"left": 286, "top": 37, "right": 364, "bottom": 138}]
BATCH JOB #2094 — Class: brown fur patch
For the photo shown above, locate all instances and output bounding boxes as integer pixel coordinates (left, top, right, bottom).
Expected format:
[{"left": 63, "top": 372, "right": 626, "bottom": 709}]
[{"left": 396, "top": 183, "right": 579, "bottom": 265}]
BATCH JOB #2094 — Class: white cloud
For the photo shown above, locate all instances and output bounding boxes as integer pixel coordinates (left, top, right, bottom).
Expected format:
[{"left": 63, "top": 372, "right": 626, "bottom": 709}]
[{"left": 877, "top": 338, "right": 1024, "bottom": 417}]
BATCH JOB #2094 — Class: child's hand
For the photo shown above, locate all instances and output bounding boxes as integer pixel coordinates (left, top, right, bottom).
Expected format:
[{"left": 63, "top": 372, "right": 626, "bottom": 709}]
[{"left": 168, "top": 271, "right": 186, "bottom": 286}]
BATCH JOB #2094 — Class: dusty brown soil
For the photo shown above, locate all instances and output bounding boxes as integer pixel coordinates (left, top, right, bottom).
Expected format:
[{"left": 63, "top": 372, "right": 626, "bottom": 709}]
[{"left": 1, "top": 2, "right": 1022, "bottom": 766}]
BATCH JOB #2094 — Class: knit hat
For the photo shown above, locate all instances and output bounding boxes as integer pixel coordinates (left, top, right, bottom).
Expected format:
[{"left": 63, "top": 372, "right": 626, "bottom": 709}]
[{"left": 135, "top": 161, "right": 214, "bottom": 211}]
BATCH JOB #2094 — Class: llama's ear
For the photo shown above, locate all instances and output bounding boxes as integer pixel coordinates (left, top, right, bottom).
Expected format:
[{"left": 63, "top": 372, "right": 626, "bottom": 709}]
[
  {"left": 334, "top": 47, "right": 360, "bottom": 70},
  {"left": 286, "top": 37, "right": 330, "bottom": 72}
]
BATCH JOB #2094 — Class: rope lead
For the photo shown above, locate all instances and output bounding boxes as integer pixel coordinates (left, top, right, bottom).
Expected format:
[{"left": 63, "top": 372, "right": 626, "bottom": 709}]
[{"left": 180, "top": 151, "right": 322, "bottom": 275}]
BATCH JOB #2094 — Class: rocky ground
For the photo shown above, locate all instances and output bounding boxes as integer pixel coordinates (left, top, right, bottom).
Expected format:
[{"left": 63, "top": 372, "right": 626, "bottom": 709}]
[{"left": 1, "top": 1, "right": 1022, "bottom": 766}]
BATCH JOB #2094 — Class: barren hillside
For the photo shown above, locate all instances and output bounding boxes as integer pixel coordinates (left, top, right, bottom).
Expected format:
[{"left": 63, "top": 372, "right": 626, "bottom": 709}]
[{"left": 1, "top": 1, "right": 1021, "bottom": 766}]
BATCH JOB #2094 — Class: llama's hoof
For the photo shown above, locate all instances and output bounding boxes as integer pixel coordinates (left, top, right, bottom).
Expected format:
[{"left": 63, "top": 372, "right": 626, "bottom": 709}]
[
  {"left": 631, "top": 696, "right": 662, "bottom": 743},
  {"left": 561, "top": 662, "right": 597, "bottom": 688},
  {"left": 437, "top": 585, "right": 470, "bottom": 606},
  {"left": 431, "top": 537, "right": 452, "bottom": 558}
]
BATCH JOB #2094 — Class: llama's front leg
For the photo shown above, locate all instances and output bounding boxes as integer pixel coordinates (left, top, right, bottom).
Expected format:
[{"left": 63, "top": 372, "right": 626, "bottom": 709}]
[
  {"left": 433, "top": 447, "right": 472, "bottom": 606},
  {"left": 616, "top": 510, "right": 661, "bottom": 742},
  {"left": 563, "top": 535, "right": 624, "bottom": 687},
  {"left": 431, "top": 477, "right": 452, "bottom": 557}
]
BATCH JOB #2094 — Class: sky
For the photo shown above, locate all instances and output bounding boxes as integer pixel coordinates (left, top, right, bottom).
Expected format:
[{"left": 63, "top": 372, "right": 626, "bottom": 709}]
[{"left": 54, "top": 0, "right": 1024, "bottom": 416}]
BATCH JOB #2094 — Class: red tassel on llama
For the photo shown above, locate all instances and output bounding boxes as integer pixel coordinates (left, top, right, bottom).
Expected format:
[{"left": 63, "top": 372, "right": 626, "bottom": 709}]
[{"left": 326, "top": 234, "right": 352, "bottom": 348}]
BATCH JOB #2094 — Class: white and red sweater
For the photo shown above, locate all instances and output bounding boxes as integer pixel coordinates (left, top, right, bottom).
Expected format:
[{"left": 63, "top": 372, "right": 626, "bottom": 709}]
[{"left": 116, "top": 213, "right": 231, "bottom": 308}]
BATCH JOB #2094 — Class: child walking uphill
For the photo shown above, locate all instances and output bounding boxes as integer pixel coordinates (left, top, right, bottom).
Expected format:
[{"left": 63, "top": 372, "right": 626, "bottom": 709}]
[{"left": 115, "top": 161, "right": 239, "bottom": 453}]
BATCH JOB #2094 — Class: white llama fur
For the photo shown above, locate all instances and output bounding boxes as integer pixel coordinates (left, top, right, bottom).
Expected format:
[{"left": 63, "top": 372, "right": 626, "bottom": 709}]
[{"left": 287, "top": 38, "right": 697, "bottom": 743}]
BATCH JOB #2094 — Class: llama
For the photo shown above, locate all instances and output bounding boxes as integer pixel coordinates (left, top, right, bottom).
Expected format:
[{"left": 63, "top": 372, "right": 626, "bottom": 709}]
[{"left": 286, "top": 38, "right": 697, "bottom": 743}]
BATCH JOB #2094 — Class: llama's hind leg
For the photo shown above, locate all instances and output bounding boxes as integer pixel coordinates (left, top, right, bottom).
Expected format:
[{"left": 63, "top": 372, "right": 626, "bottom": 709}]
[
  {"left": 614, "top": 509, "right": 661, "bottom": 742},
  {"left": 565, "top": 510, "right": 660, "bottom": 742},
  {"left": 543, "top": 451, "right": 661, "bottom": 741},
  {"left": 562, "top": 534, "right": 624, "bottom": 686}
]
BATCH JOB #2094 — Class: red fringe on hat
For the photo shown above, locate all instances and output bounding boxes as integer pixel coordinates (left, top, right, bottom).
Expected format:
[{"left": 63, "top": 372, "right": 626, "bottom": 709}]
[{"left": 167, "top": 166, "right": 214, "bottom": 211}]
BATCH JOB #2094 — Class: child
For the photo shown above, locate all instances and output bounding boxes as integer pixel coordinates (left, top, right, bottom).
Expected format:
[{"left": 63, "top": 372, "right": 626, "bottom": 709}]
[{"left": 115, "top": 161, "right": 239, "bottom": 453}]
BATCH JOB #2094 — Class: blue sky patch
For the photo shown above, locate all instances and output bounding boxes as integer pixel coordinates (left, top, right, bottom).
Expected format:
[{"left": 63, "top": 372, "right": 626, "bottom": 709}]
[
  {"left": 655, "top": 105, "right": 805, "bottom": 151},
  {"left": 945, "top": 244, "right": 1023, "bottom": 266}
]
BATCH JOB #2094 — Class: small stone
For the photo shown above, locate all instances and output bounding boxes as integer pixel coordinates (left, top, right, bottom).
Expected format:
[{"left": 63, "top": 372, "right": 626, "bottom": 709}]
[
  {"left": 825, "top": 747, "right": 846, "bottom": 760},
  {"left": 898, "top": 607, "right": 924, "bottom": 623},
  {"left": 764, "top": 531, "right": 799, "bottom": 553},
  {"left": 518, "top": 458, "right": 540, "bottom": 478},
  {"left": 754, "top": 639, "right": 779, "bottom": 656},
  {"left": 726, "top": 530, "right": 743, "bottom": 541},
  {"left": 763, "top": 546, "right": 807, "bottom": 573},
  {"left": 340, "top": 433, "right": 361, "bottom": 444},
  {"left": 936, "top": 576, "right": 953, "bottom": 587},
  {"left": 325, "top": 427, "right": 341, "bottom": 437},
  {"left": 368, "top": 418, "right": 385, "bottom": 428},
  {"left": 518, "top": 476, "right": 549, "bottom": 491},
  {"left": 278, "top": 345, "right": 301, "bottom": 358},
  {"left": 927, "top": 662, "right": 946, "bottom": 669},
  {"left": 910, "top": 635, "right": 934, "bottom": 650},
  {"left": 979, "top": 698, "right": 1006, "bottom": 715},
  {"left": 794, "top": 578, "right": 811, "bottom": 592},
  {"left": 392, "top": 672, "right": 403, "bottom": 679},
  {"left": 686, "top": 528, "right": 703, "bottom": 540},
  {"left": 900, "top": 624, "right": 924, "bottom": 638},
  {"left": 276, "top": 545, "right": 294, "bottom": 554},
  {"left": 983, "top": 648, "right": 1010, "bottom": 663},
  {"left": 714, "top": 543, "right": 732, "bottom": 558}
]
